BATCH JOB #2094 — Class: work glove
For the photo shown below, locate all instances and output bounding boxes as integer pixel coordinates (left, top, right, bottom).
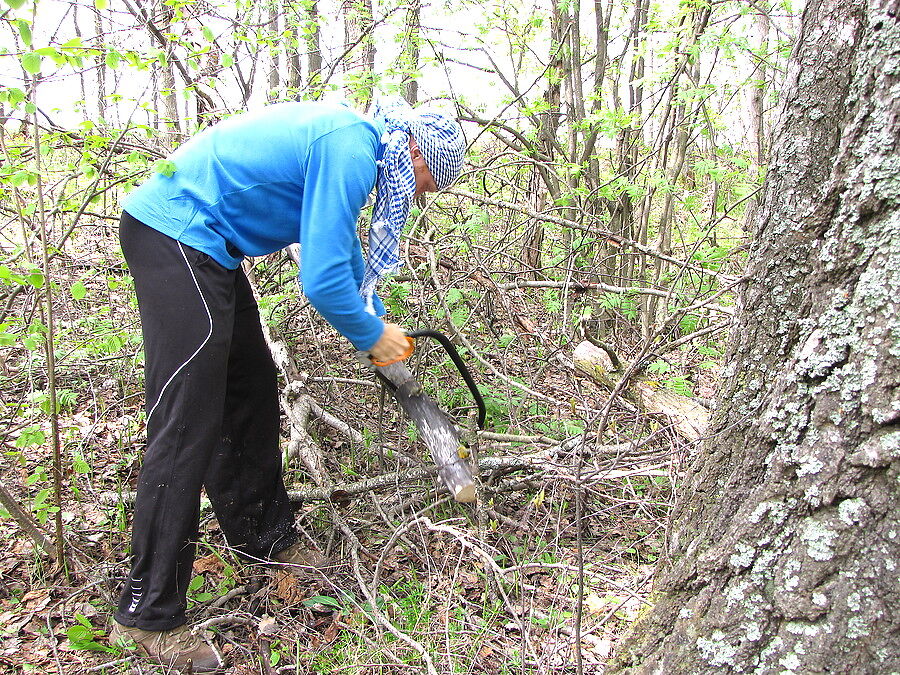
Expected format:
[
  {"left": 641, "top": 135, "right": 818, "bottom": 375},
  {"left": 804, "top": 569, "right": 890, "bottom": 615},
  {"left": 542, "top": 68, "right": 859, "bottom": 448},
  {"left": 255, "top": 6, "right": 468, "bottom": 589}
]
[{"left": 369, "top": 322, "right": 412, "bottom": 365}]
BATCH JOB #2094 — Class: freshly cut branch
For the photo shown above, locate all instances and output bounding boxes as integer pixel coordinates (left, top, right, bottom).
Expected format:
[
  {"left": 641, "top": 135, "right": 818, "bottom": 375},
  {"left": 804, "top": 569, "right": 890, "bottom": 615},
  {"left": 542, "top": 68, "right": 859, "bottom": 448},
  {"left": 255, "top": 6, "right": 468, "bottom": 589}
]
[
  {"left": 370, "top": 359, "right": 478, "bottom": 503},
  {"left": 573, "top": 340, "right": 709, "bottom": 441}
]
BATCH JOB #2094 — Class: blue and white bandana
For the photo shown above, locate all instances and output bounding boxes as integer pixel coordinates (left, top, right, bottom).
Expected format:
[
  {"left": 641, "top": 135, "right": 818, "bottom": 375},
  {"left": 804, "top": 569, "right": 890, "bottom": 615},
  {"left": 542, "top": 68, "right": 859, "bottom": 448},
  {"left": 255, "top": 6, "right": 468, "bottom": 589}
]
[{"left": 361, "top": 98, "right": 465, "bottom": 313}]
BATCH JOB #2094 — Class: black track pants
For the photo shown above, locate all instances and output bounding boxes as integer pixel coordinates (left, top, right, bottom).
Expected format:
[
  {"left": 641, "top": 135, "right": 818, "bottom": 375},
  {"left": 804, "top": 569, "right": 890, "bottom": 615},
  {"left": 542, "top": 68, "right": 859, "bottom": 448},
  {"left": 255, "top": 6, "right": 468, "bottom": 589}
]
[{"left": 115, "top": 212, "right": 297, "bottom": 631}]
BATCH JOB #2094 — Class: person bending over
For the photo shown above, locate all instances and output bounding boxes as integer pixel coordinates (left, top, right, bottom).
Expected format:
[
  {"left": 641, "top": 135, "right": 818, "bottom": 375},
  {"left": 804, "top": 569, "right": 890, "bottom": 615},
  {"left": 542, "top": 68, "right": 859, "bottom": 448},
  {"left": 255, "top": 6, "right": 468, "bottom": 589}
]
[{"left": 112, "top": 99, "right": 465, "bottom": 671}]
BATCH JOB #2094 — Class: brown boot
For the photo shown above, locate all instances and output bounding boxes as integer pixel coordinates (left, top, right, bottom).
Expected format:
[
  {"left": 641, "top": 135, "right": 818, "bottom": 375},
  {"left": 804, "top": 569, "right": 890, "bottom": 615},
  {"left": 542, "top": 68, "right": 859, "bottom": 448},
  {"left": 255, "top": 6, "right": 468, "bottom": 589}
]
[
  {"left": 272, "top": 541, "right": 328, "bottom": 570},
  {"left": 111, "top": 620, "right": 222, "bottom": 672}
]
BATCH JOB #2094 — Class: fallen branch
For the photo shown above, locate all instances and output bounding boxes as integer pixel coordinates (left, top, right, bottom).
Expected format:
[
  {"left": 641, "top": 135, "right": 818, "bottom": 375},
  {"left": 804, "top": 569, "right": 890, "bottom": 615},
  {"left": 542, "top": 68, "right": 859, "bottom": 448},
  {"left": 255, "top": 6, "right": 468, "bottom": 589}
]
[
  {"left": 368, "top": 358, "right": 477, "bottom": 503},
  {"left": 496, "top": 280, "right": 734, "bottom": 316},
  {"left": 101, "top": 438, "right": 658, "bottom": 507},
  {"left": 573, "top": 340, "right": 710, "bottom": 441}
]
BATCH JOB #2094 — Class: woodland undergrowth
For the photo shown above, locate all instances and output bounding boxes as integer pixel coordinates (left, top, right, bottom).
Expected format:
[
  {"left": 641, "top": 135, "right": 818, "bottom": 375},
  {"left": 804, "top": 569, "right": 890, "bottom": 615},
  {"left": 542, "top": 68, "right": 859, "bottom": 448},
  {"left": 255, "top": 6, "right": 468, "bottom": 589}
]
[{"left": 0, "top": 168, "right": 741, "bottom": 673}]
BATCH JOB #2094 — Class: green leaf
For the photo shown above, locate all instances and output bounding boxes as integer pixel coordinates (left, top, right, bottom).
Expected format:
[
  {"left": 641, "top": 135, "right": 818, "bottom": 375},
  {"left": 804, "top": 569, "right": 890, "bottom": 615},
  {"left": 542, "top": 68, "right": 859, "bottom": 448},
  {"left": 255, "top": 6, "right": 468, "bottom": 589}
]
[
  {"left": 67, "top": 625, "right": 93, "bottom": 644},
  {"left": 94, "top": 0, "right": 107, "bottom": 9},
  {"left": 72, "top": 457, "right": 90, "bottom": 474},
  {"left": 5, "top": 87, "right": 25, "bottom": 105},
  {"left": 76, "top": 615, "right": 96, "bottom": 631},
  {"left": 16, "top": 19, "right": 32, "bottom": 46},
  {"left": 202, "top": 26, "right": 214, "bottom": 41},
  {"left": 21, "top": 52, "right": 41, "bottom": 74},
  {"left": 70, "top": 280, "right": 87, "bottom": 300},
  {"left": 33, "top": 488, "right": 50, "bottom": 508},
  {"left": 153, "top": 159, "right": 177, "bottom": 177},
  {"left": 302, "top": 595, "right": 343, "bottom": 611},
  {"left": 4, "top": 0, "right": 27, "bottom": 9},
  {"left": 16, "top": 426, "right": 45, "bottom": 448},
  {"left": 188, "top": 576, "right": 204, "bottom": 592},
  {"left": 105, "top": 50, "right": 120, "bottom": 69},
  {"left": 221, "top": 53, "right": 234, "bottom": 67},
  {"left": 27, "top": 271, "right": 44, "bottom": 288}
]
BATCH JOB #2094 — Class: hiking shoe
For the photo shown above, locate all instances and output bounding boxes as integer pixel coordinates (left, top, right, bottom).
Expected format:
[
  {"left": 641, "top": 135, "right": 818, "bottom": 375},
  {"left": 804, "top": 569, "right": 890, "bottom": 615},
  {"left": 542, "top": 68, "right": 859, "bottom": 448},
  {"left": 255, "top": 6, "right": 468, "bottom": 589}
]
[
  {"left": 111, "top": 620, "right": 222, "bottom": 672},
  {"left": 272, "top": 541, "right": 328, "bottom": 569}
]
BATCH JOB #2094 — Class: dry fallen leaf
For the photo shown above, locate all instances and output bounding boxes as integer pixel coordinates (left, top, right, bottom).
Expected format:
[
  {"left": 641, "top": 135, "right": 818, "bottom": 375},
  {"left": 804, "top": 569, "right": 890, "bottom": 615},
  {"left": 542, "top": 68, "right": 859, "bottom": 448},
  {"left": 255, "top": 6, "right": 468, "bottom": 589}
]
[
  {"left": 193, "top": 553, "right": 224, "bottom": 575},
  {"left": 271, "top": 570, "right": 305, "bottom": 604},
  {"left": 258, "top": 615, "right": 277, "bottom": 636}
]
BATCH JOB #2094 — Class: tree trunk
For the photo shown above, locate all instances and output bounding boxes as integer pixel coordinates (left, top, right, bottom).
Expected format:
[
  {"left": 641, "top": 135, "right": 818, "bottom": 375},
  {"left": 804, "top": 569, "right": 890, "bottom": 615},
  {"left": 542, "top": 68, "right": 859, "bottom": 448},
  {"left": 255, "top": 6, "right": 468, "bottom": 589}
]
[
  {"left": 267, "top": 2, "right": 280, "bottom": 101},
  {"left": 401, "top": 0, "right": 420, "bottom": 105},
  {"left": 342, "top": 0, "right": 375, "bottom": 108},
  {"left": 609, "top": 0, "right": 900, "bottom": 671},
  {"left": 158, "top": 3, "right": 181, "bottom": 143}
]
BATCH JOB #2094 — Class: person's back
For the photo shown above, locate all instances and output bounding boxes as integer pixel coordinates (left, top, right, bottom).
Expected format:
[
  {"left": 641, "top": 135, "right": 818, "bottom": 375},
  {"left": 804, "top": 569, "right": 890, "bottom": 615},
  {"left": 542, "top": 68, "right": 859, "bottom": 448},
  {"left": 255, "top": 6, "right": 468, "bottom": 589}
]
[{"left": 124, "top": 101, "right": 382, "bottom": 267}]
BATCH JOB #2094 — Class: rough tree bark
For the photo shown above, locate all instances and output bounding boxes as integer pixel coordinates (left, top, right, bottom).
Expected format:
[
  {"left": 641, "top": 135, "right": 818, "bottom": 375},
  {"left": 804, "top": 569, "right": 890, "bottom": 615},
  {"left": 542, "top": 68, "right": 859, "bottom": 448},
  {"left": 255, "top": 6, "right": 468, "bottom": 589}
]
[
  {"left": 609, "top": 0, "right": 900, "bottom": 672},
  {"left": 400, "top": 0, "right": 420, "bottom": 105}
]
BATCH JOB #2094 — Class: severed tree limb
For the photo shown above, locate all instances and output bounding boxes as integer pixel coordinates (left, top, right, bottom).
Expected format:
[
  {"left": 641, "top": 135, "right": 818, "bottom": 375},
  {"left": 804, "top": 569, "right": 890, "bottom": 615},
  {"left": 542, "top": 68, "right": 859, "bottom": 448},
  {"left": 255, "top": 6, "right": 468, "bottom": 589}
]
[
  {"left": 368, "top": 358, "right": 478, "bottom": 503},
  {"left": 573, "top": 340, "right": 710, "bottom": 441}
]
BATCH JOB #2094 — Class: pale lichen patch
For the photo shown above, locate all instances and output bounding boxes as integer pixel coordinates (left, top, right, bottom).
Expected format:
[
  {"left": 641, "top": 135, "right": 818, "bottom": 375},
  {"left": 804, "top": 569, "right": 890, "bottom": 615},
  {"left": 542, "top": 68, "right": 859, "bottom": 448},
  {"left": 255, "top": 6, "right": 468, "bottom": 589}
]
[
  {"left": 730, "top": 542, "right": 757, "bottom": 569},
  {"left": 745, "top": 623, "right": 763, "bottom": 642},
  {"left": 785, "top": 621, "right": 822, "bottom": 636},
  {"left": 837, "top": 497, "right": 869, "bottom": 526},
  {"left": 800, "top": 519, "right": 837, "bottom": 561},
  {"left": 779, "top": 652, "right": 802, "bottom": 672},
  {"left": 726, "top": 579, "right": 752, "bottom": 604},
  {"left": 846, "top": 615, "right": 871, "bottom": 639},
  {"left": 696, "top": 631, "right": 738, "bottom": 667},
  {"left": 796, "top": 456, "right": 824, "bottom": 478}
]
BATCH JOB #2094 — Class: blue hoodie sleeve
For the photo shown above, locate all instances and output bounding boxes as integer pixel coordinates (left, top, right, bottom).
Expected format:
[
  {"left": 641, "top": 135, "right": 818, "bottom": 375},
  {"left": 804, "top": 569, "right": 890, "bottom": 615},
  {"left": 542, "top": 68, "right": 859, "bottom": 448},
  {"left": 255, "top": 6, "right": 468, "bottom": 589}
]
[{"left": 299, "top": 124, "right": 384, "bottom": 350}]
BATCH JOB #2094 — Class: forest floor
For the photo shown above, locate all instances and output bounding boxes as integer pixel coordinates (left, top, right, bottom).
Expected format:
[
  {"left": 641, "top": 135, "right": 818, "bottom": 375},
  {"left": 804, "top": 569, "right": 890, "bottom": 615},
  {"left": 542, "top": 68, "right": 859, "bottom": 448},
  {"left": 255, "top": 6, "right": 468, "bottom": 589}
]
[{"left": 0, "top": 228, "right": 719, "bottom": 674}]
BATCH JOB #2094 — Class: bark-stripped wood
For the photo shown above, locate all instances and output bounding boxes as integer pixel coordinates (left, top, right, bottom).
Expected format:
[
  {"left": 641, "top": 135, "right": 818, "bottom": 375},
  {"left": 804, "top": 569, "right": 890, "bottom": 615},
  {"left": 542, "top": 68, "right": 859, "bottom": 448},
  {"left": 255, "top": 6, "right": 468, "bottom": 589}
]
[
  {"left": 573, "top": 340, "right": 710, "bottom": 441},
  {"left": 371, "top": 359, "right": 478, "bottom": 503}
]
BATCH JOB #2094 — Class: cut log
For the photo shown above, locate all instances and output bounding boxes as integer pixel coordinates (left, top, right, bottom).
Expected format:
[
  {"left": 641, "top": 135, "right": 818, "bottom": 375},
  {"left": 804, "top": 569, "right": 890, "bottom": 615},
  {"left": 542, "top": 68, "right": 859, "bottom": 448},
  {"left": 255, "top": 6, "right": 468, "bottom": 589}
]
[
  {"left": 573, "top": 340, "right": 710, "bottom": 441},
  {"left": 368, "top": 358, "right": 478, "bottom": 503}
]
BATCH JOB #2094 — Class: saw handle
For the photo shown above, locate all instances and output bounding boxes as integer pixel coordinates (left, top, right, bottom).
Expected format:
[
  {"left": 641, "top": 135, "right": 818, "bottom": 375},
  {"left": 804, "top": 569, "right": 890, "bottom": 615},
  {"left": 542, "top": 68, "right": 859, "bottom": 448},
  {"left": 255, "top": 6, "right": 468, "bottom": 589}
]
[
  {"left": 405, "top": 329, "right": 487, "bottom": 430},
  {"left": 369, "top": 336, "right": 415, "bottom": 367}
]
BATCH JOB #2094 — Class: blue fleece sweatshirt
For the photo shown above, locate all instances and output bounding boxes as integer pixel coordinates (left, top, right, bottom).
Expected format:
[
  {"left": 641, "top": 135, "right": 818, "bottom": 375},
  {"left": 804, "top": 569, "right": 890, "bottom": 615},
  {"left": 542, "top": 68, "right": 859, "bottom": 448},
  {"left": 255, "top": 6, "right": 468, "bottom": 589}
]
[{"left": 123, "top": 101, "right": 387, "bottom": 351}]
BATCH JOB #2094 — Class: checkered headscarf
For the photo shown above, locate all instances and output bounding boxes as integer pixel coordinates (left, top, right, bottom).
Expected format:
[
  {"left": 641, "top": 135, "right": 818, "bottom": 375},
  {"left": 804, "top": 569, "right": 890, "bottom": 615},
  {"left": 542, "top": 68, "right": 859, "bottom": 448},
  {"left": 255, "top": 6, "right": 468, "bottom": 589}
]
[{"left": 361, "top": 98, "right": 465, "bottom": 313}]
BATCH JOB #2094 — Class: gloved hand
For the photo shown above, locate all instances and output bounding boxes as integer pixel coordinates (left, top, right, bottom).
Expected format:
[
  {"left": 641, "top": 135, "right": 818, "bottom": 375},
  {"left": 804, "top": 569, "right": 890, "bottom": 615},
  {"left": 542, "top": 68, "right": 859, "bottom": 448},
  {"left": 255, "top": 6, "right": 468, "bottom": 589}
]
[{"left": 369, "top": 322, "right": 412, "bottom": 365}]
